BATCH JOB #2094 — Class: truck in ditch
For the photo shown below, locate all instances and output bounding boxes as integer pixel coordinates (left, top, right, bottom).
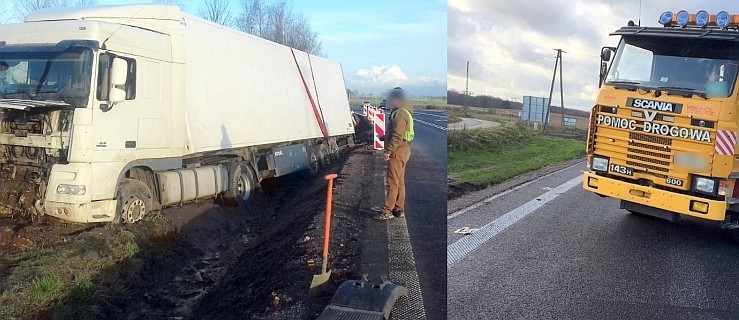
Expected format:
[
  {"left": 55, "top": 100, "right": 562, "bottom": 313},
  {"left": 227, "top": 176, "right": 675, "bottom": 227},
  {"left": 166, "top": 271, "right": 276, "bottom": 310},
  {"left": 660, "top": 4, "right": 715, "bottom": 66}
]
[
  {"left": 583, "top": 10, "right": 739, "bottom": 240},
  {"left": 0, "top": 4, "right": 354, "bottom": 223}
]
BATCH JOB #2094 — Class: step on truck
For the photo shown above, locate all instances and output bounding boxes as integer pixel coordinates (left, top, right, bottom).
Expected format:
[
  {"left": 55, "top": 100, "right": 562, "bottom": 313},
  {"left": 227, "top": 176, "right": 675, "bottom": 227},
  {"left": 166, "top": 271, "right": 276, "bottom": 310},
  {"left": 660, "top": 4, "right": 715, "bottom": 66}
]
[
  {"left": 0, "top": 4, "right": 355, "bottom": 223},
  {"left": 583, "top": 10, "right": 739, "bottom": 240}
]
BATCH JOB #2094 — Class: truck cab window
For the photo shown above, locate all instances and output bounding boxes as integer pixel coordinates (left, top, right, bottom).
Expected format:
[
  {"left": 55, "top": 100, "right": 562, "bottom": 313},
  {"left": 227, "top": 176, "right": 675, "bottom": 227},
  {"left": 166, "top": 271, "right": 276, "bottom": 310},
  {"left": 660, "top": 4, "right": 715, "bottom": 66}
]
[{"left": 96, "top": 53, "right": 136, "bottom": 101}]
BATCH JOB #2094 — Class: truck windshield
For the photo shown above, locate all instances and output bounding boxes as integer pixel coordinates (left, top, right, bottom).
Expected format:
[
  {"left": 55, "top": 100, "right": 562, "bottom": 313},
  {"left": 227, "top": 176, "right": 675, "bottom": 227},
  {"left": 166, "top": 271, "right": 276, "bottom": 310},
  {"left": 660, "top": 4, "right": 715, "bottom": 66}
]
[
  {"left": 605, "top": 36, "right": 739, "bottom": 98},
  {"left": 0, "top": 46, "right": 93, "bottom": 108}
]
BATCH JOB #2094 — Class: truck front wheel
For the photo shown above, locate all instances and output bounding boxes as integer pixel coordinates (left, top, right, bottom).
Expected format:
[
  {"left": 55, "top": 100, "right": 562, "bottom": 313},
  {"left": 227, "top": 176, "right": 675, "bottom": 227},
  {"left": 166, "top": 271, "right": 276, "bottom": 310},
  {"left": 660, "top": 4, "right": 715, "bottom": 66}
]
[{"left": 116, "top": 178, "right": 153, "bottom": 224}]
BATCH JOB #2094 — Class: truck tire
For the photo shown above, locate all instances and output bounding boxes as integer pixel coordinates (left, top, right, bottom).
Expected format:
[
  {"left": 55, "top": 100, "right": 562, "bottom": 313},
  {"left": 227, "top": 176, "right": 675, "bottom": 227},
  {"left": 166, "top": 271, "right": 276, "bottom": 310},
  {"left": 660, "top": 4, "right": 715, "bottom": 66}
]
[
  {"left": 223, "top": 162, "right": 257, "bottom": 207},
  {"left": 116, "top": 178, "right": 153, "bottom": 224},
  {"left": 301, "top": 149, "right": 320, "bottom": 179},
  {"left": 318, "top": 144, "right": 330, "bottom": 168}
]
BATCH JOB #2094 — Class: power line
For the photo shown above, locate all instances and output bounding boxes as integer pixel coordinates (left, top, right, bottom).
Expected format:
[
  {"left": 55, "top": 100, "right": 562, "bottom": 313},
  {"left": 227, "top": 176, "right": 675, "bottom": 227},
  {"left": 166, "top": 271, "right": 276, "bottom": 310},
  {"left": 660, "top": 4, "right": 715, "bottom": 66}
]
[{"left": 472, "top": 56, "right": 549, "bottom": 66}]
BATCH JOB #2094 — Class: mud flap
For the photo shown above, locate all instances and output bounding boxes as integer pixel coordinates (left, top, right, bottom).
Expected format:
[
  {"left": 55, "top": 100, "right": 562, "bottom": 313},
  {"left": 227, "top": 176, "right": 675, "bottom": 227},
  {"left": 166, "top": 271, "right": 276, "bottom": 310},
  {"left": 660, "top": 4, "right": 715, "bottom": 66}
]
[{"left": 316, "top": 280, "right": 408, "bottom": 320}]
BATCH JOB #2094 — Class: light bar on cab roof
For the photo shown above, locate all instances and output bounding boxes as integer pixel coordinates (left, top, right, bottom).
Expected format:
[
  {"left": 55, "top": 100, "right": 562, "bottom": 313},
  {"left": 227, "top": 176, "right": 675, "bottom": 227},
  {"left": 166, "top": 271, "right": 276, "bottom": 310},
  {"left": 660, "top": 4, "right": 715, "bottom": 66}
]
[
  {"left": 717, "top": 11, "right": 731, "bottom": 28},
  {"left": 659, "top": 10, "right": 739, "bottom": 29},
  {"left": 695, "top": 10, "right": 709, "bottom": 27},
  {"left": 659, "top": 11, "right": 673, "bottom": 25},
  {"left": 676, "top": 10, "right": 690, "bottom": 26}
]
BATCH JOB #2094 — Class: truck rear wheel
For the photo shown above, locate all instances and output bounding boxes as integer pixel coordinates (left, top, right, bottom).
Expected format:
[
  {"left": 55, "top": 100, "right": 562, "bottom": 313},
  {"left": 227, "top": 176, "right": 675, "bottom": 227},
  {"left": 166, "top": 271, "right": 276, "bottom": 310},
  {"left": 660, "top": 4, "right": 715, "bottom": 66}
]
[
  {"left": 224, "top": 162, "right": 257, "bottom": 207},
  {"left": 318, "top": 144, "right": 330, "bottom": 168},
  {"left": 116, "top": 179, "right": 153, "bottom": 224}
]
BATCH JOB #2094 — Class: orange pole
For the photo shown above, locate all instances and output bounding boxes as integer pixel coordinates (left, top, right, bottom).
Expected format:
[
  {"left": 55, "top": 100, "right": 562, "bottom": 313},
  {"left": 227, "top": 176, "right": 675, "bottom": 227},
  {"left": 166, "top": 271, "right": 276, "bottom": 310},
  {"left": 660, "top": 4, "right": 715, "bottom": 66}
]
[{"left": 322, "top": 173, "right": 338, "bottom": 272}]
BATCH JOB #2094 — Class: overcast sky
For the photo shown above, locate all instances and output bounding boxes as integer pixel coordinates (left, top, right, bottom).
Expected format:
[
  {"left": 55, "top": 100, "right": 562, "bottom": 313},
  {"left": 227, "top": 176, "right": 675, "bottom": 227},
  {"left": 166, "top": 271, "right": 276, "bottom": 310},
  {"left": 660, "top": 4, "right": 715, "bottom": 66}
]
[
  {"left": 448, "top": 0, "right": 739, "bottom": 110},
  {"left": 0, "top": 0, "right": 447, "bottom": 97}
]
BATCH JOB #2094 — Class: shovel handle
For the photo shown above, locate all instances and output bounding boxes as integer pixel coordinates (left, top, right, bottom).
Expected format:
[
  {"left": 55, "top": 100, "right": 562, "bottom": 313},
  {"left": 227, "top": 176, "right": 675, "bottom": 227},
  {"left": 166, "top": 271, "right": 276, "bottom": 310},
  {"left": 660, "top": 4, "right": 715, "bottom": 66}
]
[{"left": 323, "top": 174, "right": 338, "bottom": 259}]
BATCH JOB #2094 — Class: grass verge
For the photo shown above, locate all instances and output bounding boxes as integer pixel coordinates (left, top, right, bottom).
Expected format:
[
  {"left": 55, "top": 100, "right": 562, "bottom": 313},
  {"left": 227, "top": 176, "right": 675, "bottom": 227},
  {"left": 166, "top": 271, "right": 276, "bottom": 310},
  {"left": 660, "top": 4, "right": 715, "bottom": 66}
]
[
  {"left": 0, "top": 213, "right": 174, "bottom": 319},
  {"left": 448, "top": 123, "right": 585, "bottom": 187}
]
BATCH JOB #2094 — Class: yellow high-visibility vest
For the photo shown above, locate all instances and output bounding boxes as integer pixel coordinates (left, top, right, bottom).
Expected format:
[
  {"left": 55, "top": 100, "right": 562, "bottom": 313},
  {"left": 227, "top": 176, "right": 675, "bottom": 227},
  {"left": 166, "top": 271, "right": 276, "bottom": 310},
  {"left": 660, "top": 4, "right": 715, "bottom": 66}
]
[{"left": 391, "top": 108, "right": 415, "bottom": 142}]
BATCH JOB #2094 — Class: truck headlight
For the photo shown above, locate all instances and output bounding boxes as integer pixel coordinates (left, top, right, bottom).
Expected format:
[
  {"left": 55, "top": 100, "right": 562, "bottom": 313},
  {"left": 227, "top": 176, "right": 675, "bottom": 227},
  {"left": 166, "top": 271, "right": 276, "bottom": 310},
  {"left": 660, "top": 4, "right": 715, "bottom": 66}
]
[
  {"left": 692, "top": 176, "right": 716, "bottom": 195},
  {"left": 591, "top": 156, "right": 609, "bottom": 172},
  {"left": 56, "top": 184, "right": 87, "bottom": 195}
]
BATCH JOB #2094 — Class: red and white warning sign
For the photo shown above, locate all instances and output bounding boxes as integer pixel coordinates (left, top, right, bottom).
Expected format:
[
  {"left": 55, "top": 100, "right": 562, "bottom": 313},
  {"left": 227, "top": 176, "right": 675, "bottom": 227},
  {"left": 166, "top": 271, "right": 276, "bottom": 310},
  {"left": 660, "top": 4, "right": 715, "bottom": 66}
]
[
  {"left": 362, "top": 104, "right": 368, "bottom": 116},
  {"left": 368, "top": 106, "right": 375, "bottom": 121},
  {"left": 374, "top": 111, "right": 385, "bottom": 150},
  {"left": 715, "top": 130, "right": 737, "bottom": 156}
]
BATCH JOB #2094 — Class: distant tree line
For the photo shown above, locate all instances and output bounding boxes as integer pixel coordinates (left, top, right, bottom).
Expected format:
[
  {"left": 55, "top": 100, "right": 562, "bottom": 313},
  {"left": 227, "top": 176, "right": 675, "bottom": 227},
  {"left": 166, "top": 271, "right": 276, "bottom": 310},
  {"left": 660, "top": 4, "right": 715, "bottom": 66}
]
[
  {"left": 448, "top": 89, "right": 589, "bottom": 118},
  {"left": 448, "top": 89, "right": 523, "bottom": 110}
]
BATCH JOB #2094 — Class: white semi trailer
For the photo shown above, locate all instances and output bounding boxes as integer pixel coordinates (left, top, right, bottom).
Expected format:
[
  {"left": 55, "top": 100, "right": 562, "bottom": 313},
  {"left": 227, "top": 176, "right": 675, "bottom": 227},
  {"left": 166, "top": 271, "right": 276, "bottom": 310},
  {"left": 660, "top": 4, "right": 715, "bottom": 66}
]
[{"left": 0, "top": 5, "right": 355, "bottom": 223}]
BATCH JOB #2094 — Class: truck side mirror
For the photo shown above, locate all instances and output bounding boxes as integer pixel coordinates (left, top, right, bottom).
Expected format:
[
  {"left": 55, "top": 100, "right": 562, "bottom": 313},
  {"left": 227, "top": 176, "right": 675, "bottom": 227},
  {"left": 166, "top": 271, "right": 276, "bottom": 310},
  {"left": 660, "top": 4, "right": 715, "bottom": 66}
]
[
  {"left": 104, "top": 57, "right": 128, "bottom": 110},
  {"left": 599, "top": 62, "right": 608, "bottom": 88},
  {"left": 110, "top": 57, "right": 128, "bottom": 86},
  {"left": 600, "top": 48, "right": 612, "bottom": 62},
  {"left": 109, "top": 87, "right": 126, "bottom": 105}
]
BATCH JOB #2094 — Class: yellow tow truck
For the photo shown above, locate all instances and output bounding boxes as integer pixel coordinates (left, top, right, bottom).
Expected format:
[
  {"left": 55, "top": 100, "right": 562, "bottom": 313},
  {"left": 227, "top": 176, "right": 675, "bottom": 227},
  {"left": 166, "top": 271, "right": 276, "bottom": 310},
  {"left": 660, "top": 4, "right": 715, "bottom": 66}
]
[{"left": 583, "top": 10, "right": 739, "bottom": 240}]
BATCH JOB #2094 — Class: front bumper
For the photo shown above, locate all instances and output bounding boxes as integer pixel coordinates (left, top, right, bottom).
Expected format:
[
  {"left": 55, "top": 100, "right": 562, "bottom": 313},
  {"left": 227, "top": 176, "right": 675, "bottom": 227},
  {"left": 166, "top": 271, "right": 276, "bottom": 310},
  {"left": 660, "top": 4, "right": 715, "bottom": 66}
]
[
  {"left": 583, "top": 171, "right": 727, "bottom": 221},
  {"left": 44, "top": 199, "right": 116, "bottom": 223}
]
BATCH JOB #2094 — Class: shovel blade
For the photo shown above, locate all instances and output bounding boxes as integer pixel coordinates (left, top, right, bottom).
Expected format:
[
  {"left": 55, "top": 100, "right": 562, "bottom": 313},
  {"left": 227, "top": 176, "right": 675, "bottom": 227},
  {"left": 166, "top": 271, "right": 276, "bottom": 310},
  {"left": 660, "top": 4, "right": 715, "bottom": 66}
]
[{"left": 309, "top": 270, "right": 332, "bottom": 296}]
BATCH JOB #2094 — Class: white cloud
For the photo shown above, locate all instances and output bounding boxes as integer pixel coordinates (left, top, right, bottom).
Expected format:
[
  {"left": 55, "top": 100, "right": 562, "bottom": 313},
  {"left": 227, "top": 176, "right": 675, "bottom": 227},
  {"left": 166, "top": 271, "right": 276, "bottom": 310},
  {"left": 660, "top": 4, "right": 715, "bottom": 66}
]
[{"left": 353, "top": 65, "right": 409, "bottom": 86}]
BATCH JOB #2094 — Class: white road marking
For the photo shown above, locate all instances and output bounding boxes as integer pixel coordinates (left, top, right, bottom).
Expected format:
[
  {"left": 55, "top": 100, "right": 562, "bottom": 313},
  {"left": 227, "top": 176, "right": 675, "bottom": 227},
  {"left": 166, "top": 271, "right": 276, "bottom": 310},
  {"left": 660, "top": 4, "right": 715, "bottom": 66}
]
[
  {"left": 415, "top": 118, "right": 447, "bottom": 131},
  {"left": 447, "top": 175, "right": 583, "bottom": 268},
  {"left": 414, "top": 111, "right": 447, "bottom": 118},
  {"left": 448, "top": 161, "right": 583, "bottom": 219}
]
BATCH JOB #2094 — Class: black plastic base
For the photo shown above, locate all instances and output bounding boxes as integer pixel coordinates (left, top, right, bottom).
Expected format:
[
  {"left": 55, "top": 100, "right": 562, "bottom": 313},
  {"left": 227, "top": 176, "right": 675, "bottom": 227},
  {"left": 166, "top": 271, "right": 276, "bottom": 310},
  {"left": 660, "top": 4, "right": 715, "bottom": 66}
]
[{"left": 316, "top": 280, "right": 408, "bottom": 320}]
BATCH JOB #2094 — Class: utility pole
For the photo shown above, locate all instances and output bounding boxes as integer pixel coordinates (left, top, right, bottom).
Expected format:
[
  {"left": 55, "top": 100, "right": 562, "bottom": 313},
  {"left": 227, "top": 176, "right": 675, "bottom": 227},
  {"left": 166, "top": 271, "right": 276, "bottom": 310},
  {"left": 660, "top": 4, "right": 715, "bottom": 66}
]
[
  {"left": 465, "top": 60, "right": 470, "bottom": 116},
  {"left": 545, "top": 49, "right": 566, "bottom": 131}
]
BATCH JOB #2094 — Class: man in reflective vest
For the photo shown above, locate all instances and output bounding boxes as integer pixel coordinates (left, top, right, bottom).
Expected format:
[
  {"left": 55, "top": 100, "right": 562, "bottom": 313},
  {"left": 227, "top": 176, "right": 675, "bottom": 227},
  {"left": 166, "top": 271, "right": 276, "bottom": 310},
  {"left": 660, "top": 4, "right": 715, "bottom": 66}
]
[{"left": 374, "top": 87, "right": 415, "bottom": 220}]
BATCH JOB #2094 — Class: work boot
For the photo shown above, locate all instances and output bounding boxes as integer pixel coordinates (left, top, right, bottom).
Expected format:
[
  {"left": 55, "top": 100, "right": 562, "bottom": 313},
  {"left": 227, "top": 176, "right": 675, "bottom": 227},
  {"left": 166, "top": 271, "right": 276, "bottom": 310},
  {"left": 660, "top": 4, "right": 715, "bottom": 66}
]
[
  {"left": 372, "top": 212, "right": 394, "bottom": 221},
  {"left": 392, "top": 209, "right": 405, "bottom": 218}
]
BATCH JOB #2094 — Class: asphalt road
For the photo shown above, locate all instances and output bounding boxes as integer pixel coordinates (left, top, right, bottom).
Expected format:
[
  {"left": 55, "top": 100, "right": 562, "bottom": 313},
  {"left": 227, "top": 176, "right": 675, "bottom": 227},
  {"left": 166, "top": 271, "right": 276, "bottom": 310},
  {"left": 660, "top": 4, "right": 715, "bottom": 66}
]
[
  {"left": 352, "top": 106, "right": 448, "bottom": 320},
  {"left": 447, "top": 162, "right": 739, "bottom": 320}
]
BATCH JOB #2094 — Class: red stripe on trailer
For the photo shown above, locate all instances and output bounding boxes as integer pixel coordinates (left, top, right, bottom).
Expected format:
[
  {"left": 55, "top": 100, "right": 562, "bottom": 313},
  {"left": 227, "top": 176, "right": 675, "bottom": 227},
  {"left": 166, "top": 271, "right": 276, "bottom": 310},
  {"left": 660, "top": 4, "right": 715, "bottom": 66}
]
[
  {"left": 290, "top": 48, "right": 328, "bottom": 139},
  {"left": 715, "top": 130, "right": 737, "bottom": 156}
]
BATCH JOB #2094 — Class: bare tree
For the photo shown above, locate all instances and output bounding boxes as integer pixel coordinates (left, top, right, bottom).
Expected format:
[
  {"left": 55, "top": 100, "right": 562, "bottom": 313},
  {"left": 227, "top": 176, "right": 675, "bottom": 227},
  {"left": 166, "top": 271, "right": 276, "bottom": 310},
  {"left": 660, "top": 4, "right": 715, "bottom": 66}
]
[
  {"left": 199, "top": 0, "right": 232, "bottom": 26},
  {"left": 235, "top": 0, "right": 267, "bottom": 36},
  {"left": 11, "top": 0, "right": 96, "bottom": 21},
  {"left": 234, "top": 0, "right": 322, "bottom": 55}
]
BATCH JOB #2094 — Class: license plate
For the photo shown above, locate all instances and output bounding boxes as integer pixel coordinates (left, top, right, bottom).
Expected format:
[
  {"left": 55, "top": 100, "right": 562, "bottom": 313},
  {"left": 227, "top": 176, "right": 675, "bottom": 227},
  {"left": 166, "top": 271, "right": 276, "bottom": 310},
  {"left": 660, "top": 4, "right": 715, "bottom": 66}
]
[
  {"left": 609, "top": 164, "right": 634, "bottom": 176},
  {"left": 665, "top": 177, "right": 684, "bottom": 187}
]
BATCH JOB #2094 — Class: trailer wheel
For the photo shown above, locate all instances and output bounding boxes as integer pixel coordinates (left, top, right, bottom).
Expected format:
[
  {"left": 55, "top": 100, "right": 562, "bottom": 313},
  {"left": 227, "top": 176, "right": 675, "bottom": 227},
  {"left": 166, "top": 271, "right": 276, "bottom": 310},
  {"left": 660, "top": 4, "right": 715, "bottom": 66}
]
[
  {"left": 116, "top": 179, "right": 153, "bottom": 224},
  {"left": 300, "top": 149, "right": 320, "bottom": 179},
  {"left": 308, "top": 149, "right": 320, "bottom": 175},
  {"left": 318, "top": 144, "right": 331, "bottom": 168},
  {"left": 224, "top": 162, "right": 257, "bottom": 207}
]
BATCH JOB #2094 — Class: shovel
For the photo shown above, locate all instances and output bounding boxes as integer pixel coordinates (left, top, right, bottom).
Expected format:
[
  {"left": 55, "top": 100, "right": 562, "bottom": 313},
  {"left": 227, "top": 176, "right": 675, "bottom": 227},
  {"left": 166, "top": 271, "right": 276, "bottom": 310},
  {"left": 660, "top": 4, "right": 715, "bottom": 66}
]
[{"left": 310, "top": 173, "right": 338, "bottom": 296}]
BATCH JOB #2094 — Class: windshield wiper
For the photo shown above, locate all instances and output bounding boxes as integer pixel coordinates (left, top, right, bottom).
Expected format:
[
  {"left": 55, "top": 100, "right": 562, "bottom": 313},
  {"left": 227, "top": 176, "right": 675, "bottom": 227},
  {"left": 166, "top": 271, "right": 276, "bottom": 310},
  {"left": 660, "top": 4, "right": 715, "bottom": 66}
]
[
  {"left": 657, "top": 86, "right": 707, "bottom": 99},
  {"left": 607, "top": 80, "right": 640, "bottom": 91}
]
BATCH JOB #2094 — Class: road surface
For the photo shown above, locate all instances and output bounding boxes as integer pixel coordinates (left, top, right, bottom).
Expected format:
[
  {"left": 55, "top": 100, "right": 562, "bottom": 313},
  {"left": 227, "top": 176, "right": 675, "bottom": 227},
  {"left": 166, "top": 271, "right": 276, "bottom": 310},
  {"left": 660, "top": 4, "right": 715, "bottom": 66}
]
[
  {"left": 353, "top": 106, "right": 448, "bottom": 320},
  {"left": 447, "top": 162, "right": 739, "bottom": 319}
]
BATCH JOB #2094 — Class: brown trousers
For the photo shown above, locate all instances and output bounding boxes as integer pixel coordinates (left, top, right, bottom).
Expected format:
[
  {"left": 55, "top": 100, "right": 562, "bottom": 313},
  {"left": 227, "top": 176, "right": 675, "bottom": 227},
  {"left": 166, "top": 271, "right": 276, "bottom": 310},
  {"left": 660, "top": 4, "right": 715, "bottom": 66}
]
[{"left": 383, "top": 144, "right": 411, "bottom": 214}]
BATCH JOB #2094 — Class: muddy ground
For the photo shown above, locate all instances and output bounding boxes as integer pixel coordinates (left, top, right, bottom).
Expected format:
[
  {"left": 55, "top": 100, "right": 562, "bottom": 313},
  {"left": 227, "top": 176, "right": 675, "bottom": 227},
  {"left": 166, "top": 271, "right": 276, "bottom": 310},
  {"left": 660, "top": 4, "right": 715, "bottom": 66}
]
[{"left": 0, "top": 119, "right": 376, "bottom": 319}]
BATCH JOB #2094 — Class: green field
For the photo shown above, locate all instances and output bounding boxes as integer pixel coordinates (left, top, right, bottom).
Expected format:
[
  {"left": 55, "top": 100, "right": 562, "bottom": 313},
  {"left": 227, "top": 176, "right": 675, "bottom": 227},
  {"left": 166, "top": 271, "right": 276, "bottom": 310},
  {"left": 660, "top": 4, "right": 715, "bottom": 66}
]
[{"left": 448, "top": 124, "right": 585, "bottom": 187}]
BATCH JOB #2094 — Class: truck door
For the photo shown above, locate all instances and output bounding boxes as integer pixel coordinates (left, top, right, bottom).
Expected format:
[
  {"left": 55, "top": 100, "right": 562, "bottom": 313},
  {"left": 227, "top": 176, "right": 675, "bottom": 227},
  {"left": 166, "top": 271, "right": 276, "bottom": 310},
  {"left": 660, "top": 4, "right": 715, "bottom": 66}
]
[{"left": 92, "top": 52, "right": 171, "bottom": 163}]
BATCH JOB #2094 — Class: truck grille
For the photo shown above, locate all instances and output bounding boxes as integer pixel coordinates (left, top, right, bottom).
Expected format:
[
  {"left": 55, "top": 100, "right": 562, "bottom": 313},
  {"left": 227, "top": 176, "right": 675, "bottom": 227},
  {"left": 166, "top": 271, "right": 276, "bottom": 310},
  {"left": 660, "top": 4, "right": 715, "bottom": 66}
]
[
  {"left": 623, "top": 132, "right": 672, "bottom": 179},
  {"left": 629, "top": 132, "right": 672, "bottom": 146}
]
